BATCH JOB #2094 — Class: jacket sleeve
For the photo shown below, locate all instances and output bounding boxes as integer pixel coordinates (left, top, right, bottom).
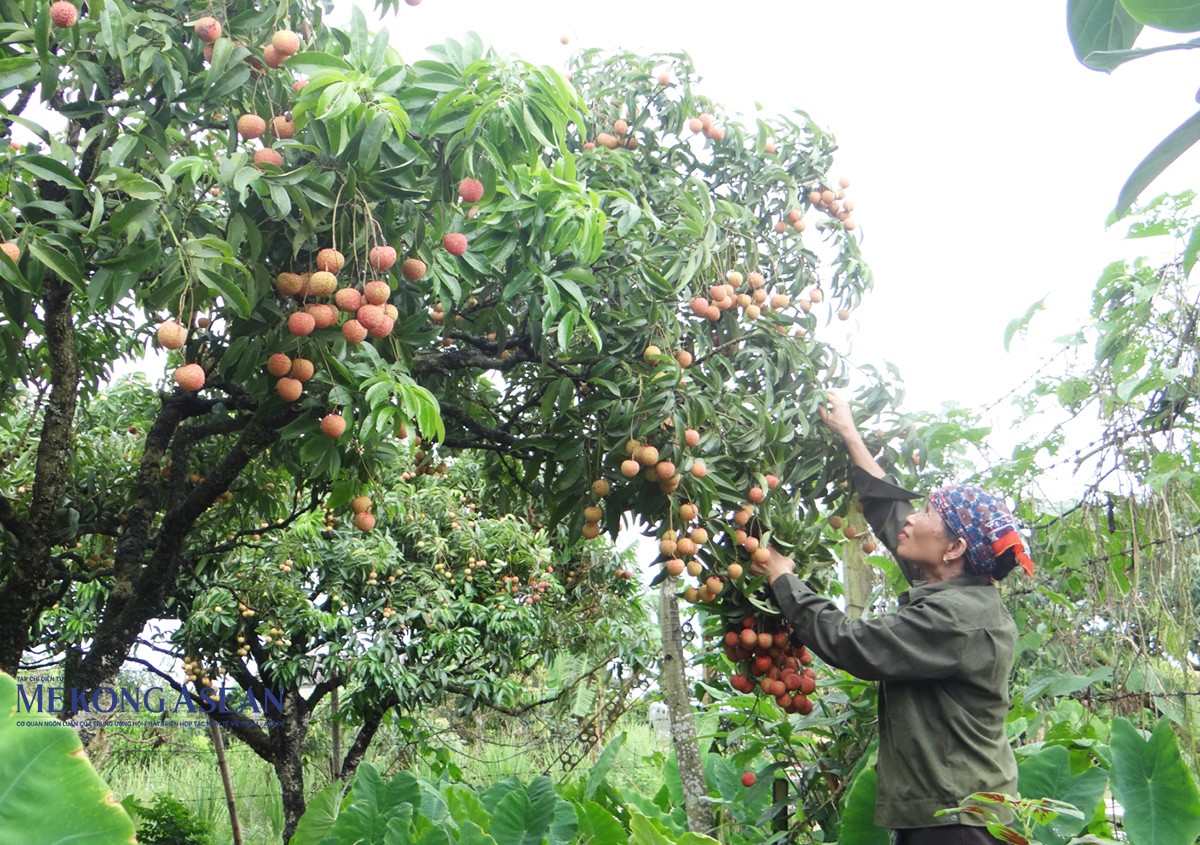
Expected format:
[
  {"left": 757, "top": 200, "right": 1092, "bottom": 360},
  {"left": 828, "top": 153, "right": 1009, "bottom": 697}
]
[
  {"left": 851, "top": 466, "right": 923, "bottom": 586},
  {"left": 770, "top": 572, "right": 971, "bottom": 681}
]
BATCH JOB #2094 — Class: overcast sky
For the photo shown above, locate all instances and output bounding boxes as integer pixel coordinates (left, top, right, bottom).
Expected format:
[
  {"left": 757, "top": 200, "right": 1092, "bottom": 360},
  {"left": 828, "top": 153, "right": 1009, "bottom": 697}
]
[{"left": 359, "top": 1, "right": 1199, "bottom": 422}]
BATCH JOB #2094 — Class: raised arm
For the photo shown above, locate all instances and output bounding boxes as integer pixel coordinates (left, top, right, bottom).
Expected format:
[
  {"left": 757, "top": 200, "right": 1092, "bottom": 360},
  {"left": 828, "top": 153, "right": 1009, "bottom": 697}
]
[{"left": 818, "top": 389, "right": 885, "bottom": 480}]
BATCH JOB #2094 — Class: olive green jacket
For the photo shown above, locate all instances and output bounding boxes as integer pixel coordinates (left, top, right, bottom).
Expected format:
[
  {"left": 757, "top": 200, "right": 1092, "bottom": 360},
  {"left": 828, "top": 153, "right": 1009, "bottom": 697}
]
[{"left": 769, "top": 469, "right": 1018, "bottom": 830}]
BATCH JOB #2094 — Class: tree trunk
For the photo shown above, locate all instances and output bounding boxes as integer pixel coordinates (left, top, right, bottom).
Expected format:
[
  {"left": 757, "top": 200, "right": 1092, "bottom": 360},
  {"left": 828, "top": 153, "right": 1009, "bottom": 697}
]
[
  {"left": 210, "top": 722, "right": 244, "bottom": 845},
  {"left": 658, "top": 578, "right": 715, "bottom": 835},
  {"left": 273, "top": 689, "right": 310, "bottom": 844},
  {"left": 844, "top": 508, "right": 872, "bottom": 619}
]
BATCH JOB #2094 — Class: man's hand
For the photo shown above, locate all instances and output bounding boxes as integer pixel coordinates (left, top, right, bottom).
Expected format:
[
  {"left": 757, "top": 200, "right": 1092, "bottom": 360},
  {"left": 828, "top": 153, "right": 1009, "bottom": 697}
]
[{"left": 750, "top": 544, "right": 796, "bottom": 584}]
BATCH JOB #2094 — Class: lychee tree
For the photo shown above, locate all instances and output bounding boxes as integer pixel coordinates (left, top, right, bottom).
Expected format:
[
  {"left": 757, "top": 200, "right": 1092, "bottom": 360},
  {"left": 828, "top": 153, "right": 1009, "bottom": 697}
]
[
  {"left": 111, "top": 449, "right": 655, "bottom": 839},
  {"left": 0, "top": 0, "right": 877, "bottom": 787}
]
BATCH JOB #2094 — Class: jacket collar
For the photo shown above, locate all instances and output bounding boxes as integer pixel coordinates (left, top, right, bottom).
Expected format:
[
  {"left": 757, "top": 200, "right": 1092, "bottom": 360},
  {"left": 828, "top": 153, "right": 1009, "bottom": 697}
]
[{"left": 899, "top": 573, "right": 995, "bottom": 605}]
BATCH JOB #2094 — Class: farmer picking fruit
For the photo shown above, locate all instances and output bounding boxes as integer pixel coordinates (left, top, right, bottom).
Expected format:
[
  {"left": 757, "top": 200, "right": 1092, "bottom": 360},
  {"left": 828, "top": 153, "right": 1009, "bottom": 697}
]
[{"left": 750, "top": 389, "right": 1034, "bottom": 844}]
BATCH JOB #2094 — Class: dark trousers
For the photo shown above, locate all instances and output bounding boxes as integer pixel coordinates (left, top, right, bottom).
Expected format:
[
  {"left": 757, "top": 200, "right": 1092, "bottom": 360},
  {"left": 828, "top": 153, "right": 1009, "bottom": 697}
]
[{"left": 895, "top": 825, "right": 1004, "bottom": 844}]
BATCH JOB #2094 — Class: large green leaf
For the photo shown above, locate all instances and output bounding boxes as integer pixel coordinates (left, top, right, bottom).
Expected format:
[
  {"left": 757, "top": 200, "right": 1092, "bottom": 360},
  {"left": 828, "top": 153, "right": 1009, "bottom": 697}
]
[
  {"left": 573, "top": 800, "right": 627, "bottom": 844},
  {"left": 837, "top": 767, "right": 890, "bottom": 845},
  {"left": 289, "top": 780, "right": 345, "bottom": 845},
  {"left": 584, "top": 731, "right": 625, "bottom": 799},
  {"left": 0, "top": 672, "right": 137, "bottom": 845},
  {"left": 1017, "top": 746, "right": 1109, "bottom": 845},
  {"left": 1109, "top": 718, "right": 1200, "bottom": 845},
  {"left": 488, "top": 779, "right": 555, "bottom": 845},
  {"left": 1111, "top": 109, "right": 1200, "bottom": 220},
  {"left": 1119, "top": 0, "right": 1200, "bottom": 30},
  {"left": 1068, "top": 0, "right": 1144, "bottom": 67}
]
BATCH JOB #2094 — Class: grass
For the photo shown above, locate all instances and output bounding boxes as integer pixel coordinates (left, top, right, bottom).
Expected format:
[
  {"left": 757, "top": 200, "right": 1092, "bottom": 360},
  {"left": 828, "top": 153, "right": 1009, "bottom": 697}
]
[{"left": 98, "top": 710, "right": 672, "bottom": 845}]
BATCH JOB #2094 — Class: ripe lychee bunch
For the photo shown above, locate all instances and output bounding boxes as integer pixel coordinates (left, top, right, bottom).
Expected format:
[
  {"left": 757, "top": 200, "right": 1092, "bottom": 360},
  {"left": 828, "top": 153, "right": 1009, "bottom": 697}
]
[
  {"left": 721, "top": 613, "right": 818, "bottom": 715},
  {"left": 50, "top": 1, "right": 77, "bottom": 28}
]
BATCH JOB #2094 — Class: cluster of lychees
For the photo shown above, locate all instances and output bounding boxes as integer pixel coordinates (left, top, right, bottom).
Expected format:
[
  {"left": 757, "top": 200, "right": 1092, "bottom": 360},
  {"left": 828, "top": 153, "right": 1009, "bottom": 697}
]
[
  {"left": 723, "top": 614, "right": 818, "bottom": 715},
  {"left": 687, "top": 270, "right": 800, "bottom": 327},
  {"left": 686, "top": 113, "right": 725, "bottom": 142}
]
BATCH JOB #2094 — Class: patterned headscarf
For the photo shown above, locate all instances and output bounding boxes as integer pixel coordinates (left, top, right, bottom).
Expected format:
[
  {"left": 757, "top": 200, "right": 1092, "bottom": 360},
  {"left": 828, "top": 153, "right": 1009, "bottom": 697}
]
[{"left": 927, "top": 484, "right": 1034, "bottom": 578}]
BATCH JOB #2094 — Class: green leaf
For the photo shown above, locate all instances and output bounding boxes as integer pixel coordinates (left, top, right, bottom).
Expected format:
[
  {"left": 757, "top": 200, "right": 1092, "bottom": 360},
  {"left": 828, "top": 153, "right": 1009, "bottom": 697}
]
[
  {"left": 1017, "top": 746, "right": 1108, "bottom": 845},
  {"left": 0, "top": 672, "right": 138, "bottom": 844},
  {"left": 1081, "top": 36, "right": 1200, "bottom": 71},
  {"left": 1109, "top": 718, "right": 1200, "bottom": 845},
  {"left": 584, "top": 732, "right": 625, "bottom": 799},
  {"left": 0, "top": 56, "right": 39, "bottom": 90},
  {"left": 1119, "top": 0, "right": 1200, "bottom": 31},
  {"left": 837, "top": 767, "right": 890, "bottom": 845},
  {"left": 28, "top": 240, "right": 83, "bottom": 288},
  {"left": 573, "top": 800, "right": 626, "bottom": 845},
  {"left": 1111, "top": 109, "right": 1200, "bottom": 221},
  {"left": 488, "top": 784, "right": 554, "bottom": 845},
  {"left": 288, "top": 780, "right": 344, "bottom": 845},
  {"left": 1068, "top": 0, "right": 1144, "bottom": 67},
  {"left": 197, "top": 267, "right": 252, "bottom": 319},
  {"left": 15, "top": 155, "right": 84, "bottom": 191},
  {"left": 1183, "top": 220, "right": 1200, "bottom": 276},
  {"left": 1004, "top": 297, "right": 1046, "bottom": 351}
]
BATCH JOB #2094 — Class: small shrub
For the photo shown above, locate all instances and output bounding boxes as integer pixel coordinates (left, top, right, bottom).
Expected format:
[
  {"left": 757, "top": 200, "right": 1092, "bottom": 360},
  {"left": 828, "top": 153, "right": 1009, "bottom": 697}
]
[{"left": 126, "top": 793, "right": 215, "bottom": 845}]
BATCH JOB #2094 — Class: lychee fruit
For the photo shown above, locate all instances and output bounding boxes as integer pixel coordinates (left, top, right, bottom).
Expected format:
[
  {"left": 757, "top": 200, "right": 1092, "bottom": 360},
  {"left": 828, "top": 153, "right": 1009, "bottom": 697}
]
[
  {"left": 334, "top": 287, "right": 363, "bottom": 312},
  {"left": 237, "top": 115, "right": 266, "bottom": 140},
  {"left": 401, "top": 257, "right": 426, "bottom": 280},
  {"left": 269, "top": 115, "right": 295, "bottom": 139},
  {"left": 156, "top": 320, "right": 188, "bottom": 350},
  {"left": 350, "top": 495, "right": 372, "bottom": 514},
  {"left": 50, "top": 2, "right": 78, "bottom": 28},
  {"left": 306, "top": 303, "right": 338, "bottom": 329},
  {"left": 253, "top": 148, "right": 283, "bottom": 169},
  {"left": 0, "top": 242, "right": 20, "bottom": 262},
  {"left": 353, "top": 511, "right": 376, "bottom": 532},
  {"left": 741, "top": 772, "right": 756, "bottom": 788},
  {"left": 316, "top": 248, "right": 344, "bottom": 274},
  {"left": 266, "top": 353, "right": 292, "bottom": 377},
  {"left": 289, "top": 358, "right": 314, "bottom": 382},
  {"left": 262, "top": 45, "right": 286, "bottom": 69},
  {"left": 271, "top": 30, "right": 301, "bottom": 57},
  {"left": 276, "top": 377, "right": 302, "bottom": 402},
  {"left": 320, "top": 414, "right": 346, "bottom": 439},
  {"left": 341, "top": 319, "right": 367, "bottom": 344},
  {"left": 307, "top": 270, "right": 337, "bottom": 298},
  {"left": 194, "top": 16, "right": 222, "bottom": 42},
  {"left": 173, "top": 363, "right": 205, "bottom": 392},
  {"left": 275, "top": 272, "right": 305, "bottom": 297},
  {"left": 443, "top": 233, "right": 467, "bottom": 256},
  {"left": 368, "top": 245, "right": 397, "bottom": 273},
  {"left": 458, "top": 178, "right": 483, "bottom": 204},
  {"left": 363, "top": 280, "right": 391, "bottom": 305},
  {"left": 287, "top": 311, "right": 315, "bottom": 336}
]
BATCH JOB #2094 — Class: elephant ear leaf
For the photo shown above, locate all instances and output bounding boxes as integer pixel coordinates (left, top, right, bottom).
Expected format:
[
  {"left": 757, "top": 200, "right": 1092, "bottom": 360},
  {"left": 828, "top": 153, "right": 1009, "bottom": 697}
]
[
  {"left": 0, "top": 671, "right": 137, "bottom": 845},
  {"left": 1067, "top": 0, "right": 1143, "bottom": 68}
]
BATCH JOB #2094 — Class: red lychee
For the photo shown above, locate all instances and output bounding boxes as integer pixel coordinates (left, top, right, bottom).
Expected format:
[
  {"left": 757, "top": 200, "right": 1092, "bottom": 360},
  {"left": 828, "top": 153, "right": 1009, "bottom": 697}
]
[
  {"left": 458, "top": 178, "right": 484, "bottom": 204},
  {"left": 173, "top": 363, "right": 205, "bottom": 392},
  {"left": 368, "top": 245, "right": 397, "bottom": 273},
  {"left": 253, "top": 148, "right": 283, "bottom": 169},
  {"left": 341, "top": 319, "right": 367, "bottom": 344},
  {"left": 194, "top": 16, "right": 221, "bottom": 42},
  {"left": 0, "top": 242, "right": 20, "bottom": 263},
  {"left": 271, "top": 30, "right": 300, "bottom": 58},
  {"left": 443, "top": 233, "right": 467, "bottom": 256},
  {"left": 237, "top": 114, "right": 266, "bottom": 140},
  {"left": 50, "top": 1, "right": 78, "bottom": 28},
  {"left": 266, "top": 353, "right": 292, "bottom": 377},
  {"left": 401, "top": 257, "right": 426, "bottom": 281},
  {"left": 276, "top": 377, "right": 302, "bottom": 402},
  {"left": 315, "top": 248, "right": 344, "bottom": 274},
  {"left": 320, "top": 414, "right": 346, "bottom": 439},
  {"left": 156, "top": 320, "right": 187, "bottom": 350},
  {"left": 287, "top": 311, "right": 316, "bottom": 336}
]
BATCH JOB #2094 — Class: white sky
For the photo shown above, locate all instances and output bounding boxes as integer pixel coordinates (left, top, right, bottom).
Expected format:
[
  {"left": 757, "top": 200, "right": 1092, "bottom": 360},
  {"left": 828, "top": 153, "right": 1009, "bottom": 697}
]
[{"left": 361, "top": 0, "right": 1199, "bottom": 419}]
